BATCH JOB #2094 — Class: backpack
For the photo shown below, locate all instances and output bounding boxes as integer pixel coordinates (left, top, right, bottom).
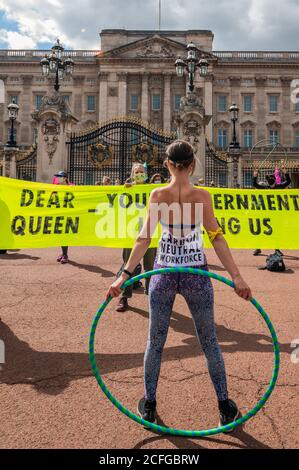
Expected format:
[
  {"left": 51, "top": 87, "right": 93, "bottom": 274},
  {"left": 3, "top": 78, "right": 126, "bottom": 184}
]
[{"left": 260, "top": 252, "right": 286, "bottom": 272}]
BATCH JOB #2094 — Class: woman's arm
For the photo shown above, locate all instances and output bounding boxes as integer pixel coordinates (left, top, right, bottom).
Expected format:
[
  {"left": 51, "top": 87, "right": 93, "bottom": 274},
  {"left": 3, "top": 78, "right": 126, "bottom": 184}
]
[
  {"left": 201, "top": 190, "right": 252, "bottom": 300},
  {"left": 105, "top": 189, "right": 159, "bottom": 299}
]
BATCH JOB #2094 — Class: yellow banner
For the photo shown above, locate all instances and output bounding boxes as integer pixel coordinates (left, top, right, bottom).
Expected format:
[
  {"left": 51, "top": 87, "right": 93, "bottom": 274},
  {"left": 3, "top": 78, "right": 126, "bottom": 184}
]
[{"left": 0, "top": 176, "right": 299, "bottom": 249}]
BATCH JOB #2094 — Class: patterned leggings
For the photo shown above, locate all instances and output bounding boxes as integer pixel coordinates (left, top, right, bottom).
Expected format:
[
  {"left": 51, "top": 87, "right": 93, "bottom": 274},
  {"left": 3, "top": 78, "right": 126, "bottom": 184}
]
[{"left": 144, "top": 257, "right": 228, "bottom": 402}]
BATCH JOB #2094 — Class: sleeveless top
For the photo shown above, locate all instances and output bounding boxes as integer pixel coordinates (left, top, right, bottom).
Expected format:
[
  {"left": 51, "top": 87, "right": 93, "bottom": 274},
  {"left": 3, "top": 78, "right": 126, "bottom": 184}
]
[{"left": 156, "top": 220, "right": 205, "bottom": 267}]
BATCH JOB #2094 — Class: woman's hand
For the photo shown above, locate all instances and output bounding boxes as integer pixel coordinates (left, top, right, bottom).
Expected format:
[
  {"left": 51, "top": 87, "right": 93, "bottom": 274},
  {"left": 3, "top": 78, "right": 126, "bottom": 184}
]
[
  {"left": 232, "top": 274, "right": 252, "bottom": 300},
  {"left": 105, "top": 273, "right": 128, "bottom": 300}
]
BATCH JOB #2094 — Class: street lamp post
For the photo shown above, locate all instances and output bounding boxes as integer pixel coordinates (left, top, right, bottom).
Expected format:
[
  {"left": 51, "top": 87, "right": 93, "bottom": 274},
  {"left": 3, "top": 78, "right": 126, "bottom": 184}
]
[
  {"left": 229, "top": 103, "right": 240, "bottom": 149},
  {"left": 40, "top": 39, "right": 74, "bottom": 92},
  {"left": 175, "top": 42, "right": 209, "bottom": 92},
  {"left": 7, "top": 99, "right": 19, "bottom": 147}
]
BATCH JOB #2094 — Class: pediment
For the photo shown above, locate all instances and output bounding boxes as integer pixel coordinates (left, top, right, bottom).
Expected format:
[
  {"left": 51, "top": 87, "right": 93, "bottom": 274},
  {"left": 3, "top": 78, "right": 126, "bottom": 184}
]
[
  {"left": 214, "top": 119, "right": 230, "bottom": 127},
  {"left": 240, "top": 119, "right": 256, "bottom": 127},
  {"left": 101, "top": 35, "right": 217, "bottom": 61},
  {"left": 266, "top": 119, "right": 281, "bottom": 128}
]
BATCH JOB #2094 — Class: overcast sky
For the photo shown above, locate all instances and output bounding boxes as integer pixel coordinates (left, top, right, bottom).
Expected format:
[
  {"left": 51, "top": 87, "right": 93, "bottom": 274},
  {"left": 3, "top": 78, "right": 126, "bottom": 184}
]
[{"left": 0, "top": 0, "right": 299, "bottom": 51}]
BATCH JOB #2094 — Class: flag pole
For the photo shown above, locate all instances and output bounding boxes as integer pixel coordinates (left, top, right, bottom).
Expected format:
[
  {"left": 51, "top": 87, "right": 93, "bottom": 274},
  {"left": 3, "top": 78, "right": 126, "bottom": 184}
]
[{"left": 159, "top": 0, "right": 161, "bottom": 31}]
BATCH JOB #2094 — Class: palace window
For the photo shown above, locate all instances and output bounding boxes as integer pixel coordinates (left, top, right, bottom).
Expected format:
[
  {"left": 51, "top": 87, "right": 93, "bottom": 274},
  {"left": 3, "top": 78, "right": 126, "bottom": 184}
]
[
  {"left": 35, "top": 95, "right": 44, "bottom": 110},
  {"left": 243, "top": 129, "right": 253, "bottom": 148},
  {"left": 174, "top": 94, "right": 181, "bottom": 111},
  {"left": 87, "top": 95, "right": 96, "bottom": 112},
  {"left": 217, "top": 128, "right": 227, "bottom": 148},
  {"left": 218, "top": 95, "right": 227, "bottom": 112},
  {"left": 243, "top": 79, "right": 253, "bottom": 86},
  {"left": 216, "top": 79, "right": 227, "bottom": 86},
  {"left": 243, "top": 95, "right": 252, "bottom": 112},
  {"left": 62, "top": 95, "right": 70, "bottom": 104},
  {"left": 295, "top": 130, "right": 299, "bottom": 147},
  {"left": 130, "top": 94, "right": 139, "bottom": 111},
  {"left": 9, "top": 94, "right": 19, "bottom": 105},
  {"left": 269, "top": 129, "right": 279, "bottom": 143},
  {"left": 152, "top": 94, "right": 161, "bottom": 111},
  {"left": 295, "top": 97, "right": 299, "bottom": 112},
  {"left": 269, "top": 95, "right": 278, "bottom": 112}
]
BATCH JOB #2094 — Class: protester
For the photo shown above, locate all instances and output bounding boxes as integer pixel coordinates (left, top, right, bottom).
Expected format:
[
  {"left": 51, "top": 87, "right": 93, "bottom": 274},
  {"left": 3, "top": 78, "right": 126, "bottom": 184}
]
[
  {"left": 150, "top": 173, "right": 164, "bottom": 184},
  {"left": 252, "top": 167, "right": 291, "bottom": 256},
  {"left": 116, "top": 163, "right": 156, "bottom": 312},
  {"left": 53, "top": 171, "right": 73, "bottom": 264},
  {"left": 102, "top": 176, "right": 112, "bottom": 185},
  {"left": 106, "top": 140, "right": 251, "bottom": 427}
]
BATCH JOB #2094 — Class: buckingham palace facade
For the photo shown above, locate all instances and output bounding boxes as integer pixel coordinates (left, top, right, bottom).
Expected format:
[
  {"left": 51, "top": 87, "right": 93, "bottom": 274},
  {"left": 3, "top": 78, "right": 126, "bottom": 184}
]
[{"left": 1, "top": 29, "right": 299, "bottom": 186}]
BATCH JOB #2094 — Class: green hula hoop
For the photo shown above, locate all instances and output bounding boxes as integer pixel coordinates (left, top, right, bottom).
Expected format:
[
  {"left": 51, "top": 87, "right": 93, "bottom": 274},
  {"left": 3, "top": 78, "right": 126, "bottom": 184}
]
[{"left": 89, "top": 267, "right": 280, "bottom": 437}]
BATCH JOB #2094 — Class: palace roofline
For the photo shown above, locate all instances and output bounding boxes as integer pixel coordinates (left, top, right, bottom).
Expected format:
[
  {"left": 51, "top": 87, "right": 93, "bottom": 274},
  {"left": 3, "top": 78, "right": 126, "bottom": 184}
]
[{"left": 101, "top": 29, "right": 213, "bottom": 35}]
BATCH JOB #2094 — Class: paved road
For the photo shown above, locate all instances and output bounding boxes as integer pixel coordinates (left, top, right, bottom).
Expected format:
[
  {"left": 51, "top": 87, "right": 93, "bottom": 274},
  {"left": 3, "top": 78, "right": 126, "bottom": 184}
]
[{"left": 0, "top": 247, "right": 298, "bottom": 449}]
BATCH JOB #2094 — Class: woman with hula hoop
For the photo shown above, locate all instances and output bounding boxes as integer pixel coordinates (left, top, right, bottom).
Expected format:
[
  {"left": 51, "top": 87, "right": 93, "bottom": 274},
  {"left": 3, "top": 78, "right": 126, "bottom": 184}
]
[{"left": 106, "top": 140, "right": 252, "bottom": 431}]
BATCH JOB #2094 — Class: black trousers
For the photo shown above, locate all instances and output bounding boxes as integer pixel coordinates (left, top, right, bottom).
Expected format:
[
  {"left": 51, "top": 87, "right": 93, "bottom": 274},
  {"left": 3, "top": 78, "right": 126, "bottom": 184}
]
[
  {"left": 120, "top": 247, "right": 157, "bottom": 298},
  {"left": 61, "top": 246, "right": 68, "bottom": 256}
]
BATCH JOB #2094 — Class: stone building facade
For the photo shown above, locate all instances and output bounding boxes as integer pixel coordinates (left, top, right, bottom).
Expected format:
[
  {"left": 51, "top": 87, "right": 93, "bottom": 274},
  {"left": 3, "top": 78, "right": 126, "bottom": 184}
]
[{"left": 1, "top": 29, "right": 299, "bottom": 185}]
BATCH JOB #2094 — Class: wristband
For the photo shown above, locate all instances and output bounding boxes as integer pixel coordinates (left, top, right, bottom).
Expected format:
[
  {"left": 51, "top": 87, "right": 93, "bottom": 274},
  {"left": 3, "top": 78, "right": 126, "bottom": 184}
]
[{"left": 123, "top": 269, "right": 133, "bottom": 278}]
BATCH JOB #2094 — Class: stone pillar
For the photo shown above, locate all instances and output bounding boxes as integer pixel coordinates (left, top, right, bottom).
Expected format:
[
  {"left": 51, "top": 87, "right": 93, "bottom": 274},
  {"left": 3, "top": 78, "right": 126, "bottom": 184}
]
[
  {"left": 32, "top": 92, "right": 78, "bottom": 183},
  {"left": 204, "top": 74, "right": 213, "bottom": 141},
  {"left": 163, "top": 74, "right": 171, "bottom": 132},
  {"left": 175, "top": 91, "right": 212, "bottom": 185},
  {"left": 280, "top": 76, "right": 293, "bottom": 146},
  {"left": 3, "top": 147, "right": 18, "bottom": 177},
  {"left": 117, "top": 73, "right": 127, "bottom": 116},
  {"left": 228, "top": 147, "right": 242, "bottom": 188},
  {"left": 141, "top": 73, "right": 149, "bottom": 123},
  {"left": 255, "top": 76, "right": 267, "bottom": 142},
  {"left": 99, "top": 72, "right": 108, "bottom": 122}
]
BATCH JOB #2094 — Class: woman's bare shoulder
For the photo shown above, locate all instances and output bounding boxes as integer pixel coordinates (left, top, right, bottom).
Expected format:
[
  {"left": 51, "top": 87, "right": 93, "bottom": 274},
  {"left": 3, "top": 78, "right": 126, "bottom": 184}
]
[{"left": 193, "top": 186, "right": 212, "bottom": 202}]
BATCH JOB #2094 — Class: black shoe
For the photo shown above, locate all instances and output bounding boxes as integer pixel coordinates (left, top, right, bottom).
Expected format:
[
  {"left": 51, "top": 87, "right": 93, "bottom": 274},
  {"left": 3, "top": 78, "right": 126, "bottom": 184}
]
[
  {"left": 219, "top": 399, "right": 240, "bottom": 433},
  {"left": 0, "top": 250, "right": 7, "bottom": 254},
  {"left": 137, "top": 397, "right": 157, "bottom": 425},
  {"left": 133, "top": 281, "right": 143, "bottom": 290},
  {"left": 116, "top": 297, "right": 129, "bottom": 312},
  {"left": 275, "top": 249, "right": 284, "bottom": 257},
  {"left": 253, "top": 249, "right": 262, "bottom": 256}
]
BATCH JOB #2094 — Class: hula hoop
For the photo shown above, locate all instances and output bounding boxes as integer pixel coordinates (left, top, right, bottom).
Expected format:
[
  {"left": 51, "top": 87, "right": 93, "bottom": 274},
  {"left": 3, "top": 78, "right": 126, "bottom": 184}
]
[
  {"left": 249, "top": 139, "right": 288, "bottom": 172},
  {"left": 89, "top": 268, "right": 280, "bottom": 437}
]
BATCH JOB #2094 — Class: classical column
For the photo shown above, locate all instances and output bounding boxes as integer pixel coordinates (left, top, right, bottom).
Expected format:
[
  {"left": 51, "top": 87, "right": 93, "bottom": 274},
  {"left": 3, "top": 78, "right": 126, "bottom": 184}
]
[
  {"left": 99, "top": 72, "right": 109, "bottom": 122},
  {"left": 280, "top": 76, "right": 293, "bottom": 146},
  {"left": 141, "top": 73, "right": 149, "bottom": 123},
  {"left": 163, "top": 74, "right": 171, "bottom": 132},
  {"left": 117, "top": 73, "right": 127, "bottom": 116},
  {"left": 204, "top": 74, "right": 213, "bottom": 141},
  {"left": 255, "top": 76, "right": 267, "bottom": 142}
]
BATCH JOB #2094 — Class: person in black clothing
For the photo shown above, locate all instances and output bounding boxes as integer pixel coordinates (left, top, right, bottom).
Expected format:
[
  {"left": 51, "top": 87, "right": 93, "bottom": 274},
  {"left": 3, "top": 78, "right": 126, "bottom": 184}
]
[{"left": 252, "top": 168, "right": 291, "bottom": 256}]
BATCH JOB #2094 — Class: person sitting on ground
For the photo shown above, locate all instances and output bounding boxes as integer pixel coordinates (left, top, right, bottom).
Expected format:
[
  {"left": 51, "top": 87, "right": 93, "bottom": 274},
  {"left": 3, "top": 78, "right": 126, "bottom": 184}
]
[{"left": 252, "top": 167, "right": 291, "bottom": 257}]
